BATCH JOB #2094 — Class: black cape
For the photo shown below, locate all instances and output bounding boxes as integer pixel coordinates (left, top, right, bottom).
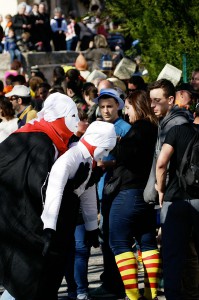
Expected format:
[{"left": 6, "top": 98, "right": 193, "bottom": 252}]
[{"left": 0, "top": 132, "right": 79, "bottom": 300}]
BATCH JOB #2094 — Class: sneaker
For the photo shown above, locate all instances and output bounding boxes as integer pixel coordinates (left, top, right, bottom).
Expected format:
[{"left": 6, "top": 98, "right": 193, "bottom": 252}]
[
  {"left": 77, "top": 293, "right": 91, "bottom": 300},
  {"left": 89, "top": 285, "right": 117, "bottom": 298}
]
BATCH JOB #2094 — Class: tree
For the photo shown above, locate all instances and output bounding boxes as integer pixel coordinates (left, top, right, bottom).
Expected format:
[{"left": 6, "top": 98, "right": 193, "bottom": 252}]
[{"left": 105, "top": 0, "right": 199, "bottom": 81}]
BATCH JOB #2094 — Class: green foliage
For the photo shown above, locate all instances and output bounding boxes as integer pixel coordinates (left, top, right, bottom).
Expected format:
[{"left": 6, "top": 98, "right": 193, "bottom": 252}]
[{"left": 105, "top": 0, "right": 199, "bottom": 81}]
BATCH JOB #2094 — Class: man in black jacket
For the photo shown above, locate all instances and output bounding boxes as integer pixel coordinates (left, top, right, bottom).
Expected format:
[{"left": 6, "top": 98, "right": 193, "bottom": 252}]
[
  {"left": 12, "top": 3, "right": 31, "bottom": 41},
  {"left": 156, "top": 107, "right": 199, "bottom": 300},
  {"left": 148, "top": 79, "right": 198, "bottom": 300}
]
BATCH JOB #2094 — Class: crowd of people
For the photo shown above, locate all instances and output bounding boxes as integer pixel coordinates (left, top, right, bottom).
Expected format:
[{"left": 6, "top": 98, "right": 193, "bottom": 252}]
[
  {"left": 0, "top": 1, "right": 127, "bottom": 65},
  {"left": 0, "top": 4, "right": 199, "bottom": 300},
  {"left": 0, "top": 54, "right": 198, "bottom": 300}
]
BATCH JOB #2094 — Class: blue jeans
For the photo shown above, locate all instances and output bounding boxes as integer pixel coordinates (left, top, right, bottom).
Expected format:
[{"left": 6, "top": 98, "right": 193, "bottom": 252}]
[
  {"left": 161, "top": 199, "right": 199, "bottom": 300},
  {"left": 9, "top": 49, "right": 22, "bottom": 63},
  {"left": 66, "top": 36, "right": 78, "bottom": 51},
  {"left": 99, "top": 197, "right": 125, "bottom": 296},
  {"left": 66, "top": 224, "right": 90, "bottom": 296},
  {"left": 74, "top": 224, "right": 90, "bottom": 295},
  {"left": 109, "top": 189, "right": 157, "bottom": 255}
]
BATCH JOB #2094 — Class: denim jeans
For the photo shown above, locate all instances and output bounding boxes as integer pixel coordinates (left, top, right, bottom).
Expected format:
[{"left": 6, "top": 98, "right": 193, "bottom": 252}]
[
  {"left": 161, "top": 199, "right": 199, "bottom": 300},
  {"left": 109, "top": 189, "right": 157, "bottom": 255},
  {"left": 66, "top": 224, "right": 90, "bottom": 296},
  {"left": 74, "top": 224, "right": 90, "bottom": 295},
  {"left": 66, "top": 36, "right": 78, "bottom": 51},
  {"left": 99, "top": 197, "right": 125, "bottom": 296},
  {"left": 9, "top": 49, "right": 22, "bottom": 63}
]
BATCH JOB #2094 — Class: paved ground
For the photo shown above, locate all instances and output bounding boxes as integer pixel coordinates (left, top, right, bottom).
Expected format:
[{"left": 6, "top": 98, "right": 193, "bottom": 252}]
[
  {"left": 58, "top": 247, "right": 165, "bottom": 300},
  {"left": 0, "top": 247, "right": 165, "bottom": 299}
]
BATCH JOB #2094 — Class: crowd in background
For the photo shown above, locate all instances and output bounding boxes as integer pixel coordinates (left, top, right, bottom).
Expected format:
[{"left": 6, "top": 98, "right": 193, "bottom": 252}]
[
  {"left": 0, "top": 2, "right": 199, "bottom": 300},
  {"left": 0, "top": 1, "right": 128, "bottom": 64}
]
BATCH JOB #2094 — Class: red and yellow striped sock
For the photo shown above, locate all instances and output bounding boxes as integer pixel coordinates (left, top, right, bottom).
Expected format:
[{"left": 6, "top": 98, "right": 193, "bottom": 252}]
[
  {"left": 142, "top": 249, "right": 161, "bottom": 299},
  {"left": 115, "top": 251, "right": 140, "bottom": 300}
]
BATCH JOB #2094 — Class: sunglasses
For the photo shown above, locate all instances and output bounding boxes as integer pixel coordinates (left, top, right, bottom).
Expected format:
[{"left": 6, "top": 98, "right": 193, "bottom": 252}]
[{"left": 9, "top": 96, "right": 19, "bottom": 101}]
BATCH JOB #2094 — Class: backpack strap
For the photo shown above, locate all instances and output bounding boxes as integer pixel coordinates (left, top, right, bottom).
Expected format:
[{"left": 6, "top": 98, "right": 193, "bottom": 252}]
[{"left": 177, "top": 129, "right": 199, "bottom": 192}]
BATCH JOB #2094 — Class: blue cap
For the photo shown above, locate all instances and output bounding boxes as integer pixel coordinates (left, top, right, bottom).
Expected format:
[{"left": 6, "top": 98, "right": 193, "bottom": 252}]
[{"left": 93, "top": 88, "right": 124, "bottom": 110}]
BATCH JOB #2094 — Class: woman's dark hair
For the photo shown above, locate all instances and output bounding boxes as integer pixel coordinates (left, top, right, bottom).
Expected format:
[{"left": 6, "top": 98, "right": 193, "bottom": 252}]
[
  {"left": 66, "top": 80, "right": 83, "bottom": 95},
  {"left": 126, "top": 90, "right": 157, "bottom": 125},
  {"left": 65, "top": 68, "right": 80, "bottom": 83},
  {"left": 84, "top": 85, "right": 98, "bottom": 99},
  {"left": 128, "top": 75, "right": 146, "bottom": 91},
  {"left": 31, "top": 70, "right": 47, "bottom": 82},
  {"left": 12, "top": 75, "right": 26, "bottom": 85},
  {"left": 49, "top": 85, "right": 65, "bottom": 94},
  {"left": 77, "top": 106, "right": 88, "bottom": 121},
  {"left": 38, "top": 82, "right": 51, "bottom": 90},
  {"left": 82, "top": 82, "right": 95, "bottom": 94},
  {"left": 53, "top": 66, "right": 65, "bottom": 85},
  {"left": 0, "top": 98, "right": 15, "bottom": 120}
]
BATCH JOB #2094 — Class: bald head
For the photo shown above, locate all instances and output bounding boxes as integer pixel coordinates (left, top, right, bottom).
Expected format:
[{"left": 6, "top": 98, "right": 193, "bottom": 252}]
[{"left": 97, "top": 80, "right": 114, "bottom": 93}]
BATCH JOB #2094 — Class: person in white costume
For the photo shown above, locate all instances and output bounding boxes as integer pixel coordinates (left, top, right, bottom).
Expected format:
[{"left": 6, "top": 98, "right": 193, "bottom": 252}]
[{"left": 41, "top": 120, "right": 117, "bottom": 234}]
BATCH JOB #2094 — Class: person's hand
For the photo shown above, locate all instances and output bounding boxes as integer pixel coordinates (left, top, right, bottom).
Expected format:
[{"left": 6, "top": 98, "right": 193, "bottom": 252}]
[
  {"left": 155, "top": 183, "right": 164, "bottom": 207},
  {"left": 42, "top": 228, "right": 55, "bottom": 256},
  {"left": 97, "top": 160, "right": 116, "bottom": 170},
  {"left": 89, "top": 40, "right": 94, "bottom": 49},
  {"left": 84, "top": 229, "right": 100, "bottom": 248},
  {"left": 76, "top": 120, "right": 89, "bottom": 137},
  {"left": 158, "top": 192, "right": 164, "bottom": 208}
]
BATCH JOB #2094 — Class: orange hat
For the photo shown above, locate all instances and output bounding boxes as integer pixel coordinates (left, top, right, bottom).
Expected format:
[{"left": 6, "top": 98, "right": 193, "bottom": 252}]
[{"left": 75, "top": 53, "right": 88, "bottom": 71}]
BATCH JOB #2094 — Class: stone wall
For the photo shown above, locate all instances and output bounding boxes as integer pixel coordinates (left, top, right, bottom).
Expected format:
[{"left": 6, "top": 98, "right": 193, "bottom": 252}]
[{"left": 0, "top": 51, "right": 81, "bottom": 83}]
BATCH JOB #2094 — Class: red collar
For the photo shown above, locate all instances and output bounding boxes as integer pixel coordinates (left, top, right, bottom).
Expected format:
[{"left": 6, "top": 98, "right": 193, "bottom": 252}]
[
  {"left": 80, "top": 138, "right": 97, "bottom": 157},
  {"left": 15, "top": 117, "right": 73, "bottom": 156}
]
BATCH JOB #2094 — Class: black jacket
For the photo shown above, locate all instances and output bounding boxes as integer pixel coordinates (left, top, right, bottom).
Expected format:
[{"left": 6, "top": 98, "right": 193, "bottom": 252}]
[
  {"left": 159, "top": 105, "right": 189, "bottom": 146},
  {"left": 111, "top": 119, "right": 157, "bottom": 190}
]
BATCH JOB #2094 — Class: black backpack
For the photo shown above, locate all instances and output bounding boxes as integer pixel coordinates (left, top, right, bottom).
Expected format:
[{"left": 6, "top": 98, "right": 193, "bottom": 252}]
[{"left": 178, "top": 128, "right": 199, "bottom": 198}]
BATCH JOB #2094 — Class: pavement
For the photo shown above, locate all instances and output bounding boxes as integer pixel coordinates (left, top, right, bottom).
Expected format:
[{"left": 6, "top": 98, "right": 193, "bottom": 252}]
[
  {"left": 0, "top": 247, "right": 166, "bottom": 299},
  {"left": 58, "top": 247, "right": 165, "bottom": 300}
]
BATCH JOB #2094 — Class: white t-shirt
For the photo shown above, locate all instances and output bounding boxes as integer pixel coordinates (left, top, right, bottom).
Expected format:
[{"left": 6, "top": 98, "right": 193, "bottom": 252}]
[{"left": 0, "top": 118, "right": 18, "bottom": 143}]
